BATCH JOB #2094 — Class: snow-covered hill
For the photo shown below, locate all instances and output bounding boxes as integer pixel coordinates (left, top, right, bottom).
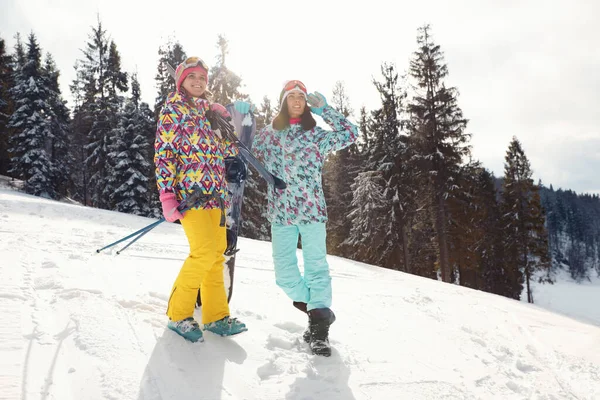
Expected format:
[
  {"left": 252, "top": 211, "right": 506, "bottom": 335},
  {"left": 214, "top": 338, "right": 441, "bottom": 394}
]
[{"left": 1, "top": 187, "right": 599, "bottom": 400}]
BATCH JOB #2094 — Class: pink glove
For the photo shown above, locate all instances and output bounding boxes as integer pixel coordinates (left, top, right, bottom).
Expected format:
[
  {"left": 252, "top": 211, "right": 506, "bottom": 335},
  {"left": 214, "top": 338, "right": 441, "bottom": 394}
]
[
  {"left": 160, "top": 192, "right": 184, "bottom": 222},
  {"left": 210, "top": 103, "right": 230, "bottom": 119}
]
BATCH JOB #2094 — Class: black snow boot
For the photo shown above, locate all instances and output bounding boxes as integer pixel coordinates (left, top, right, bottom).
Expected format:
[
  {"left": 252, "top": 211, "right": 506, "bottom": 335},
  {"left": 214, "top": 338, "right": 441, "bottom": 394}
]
[{"left": 307, "top": 308, "right": 336, "bottom": 357}]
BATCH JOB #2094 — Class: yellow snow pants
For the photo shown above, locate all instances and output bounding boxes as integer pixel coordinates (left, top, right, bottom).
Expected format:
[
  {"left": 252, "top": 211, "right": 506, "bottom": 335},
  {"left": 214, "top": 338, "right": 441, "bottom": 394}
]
[{"left": 166, "top": 208, "right": 229, "bottom": 324}]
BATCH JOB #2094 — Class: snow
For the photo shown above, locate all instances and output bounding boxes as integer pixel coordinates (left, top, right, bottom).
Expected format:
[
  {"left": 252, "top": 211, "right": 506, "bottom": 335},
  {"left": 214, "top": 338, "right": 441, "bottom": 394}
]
[
  {"left": 1, "top": 186, "right": 599, "bottom": 400},
  {"left": 529, "top": 268, "right": 600, "bottom": 327}
]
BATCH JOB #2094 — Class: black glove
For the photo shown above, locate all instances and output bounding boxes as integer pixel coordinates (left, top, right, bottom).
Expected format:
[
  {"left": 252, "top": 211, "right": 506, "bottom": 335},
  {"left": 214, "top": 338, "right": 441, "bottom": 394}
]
[{"left": 224, "top": 156, "right": 247, "bottom": 184}]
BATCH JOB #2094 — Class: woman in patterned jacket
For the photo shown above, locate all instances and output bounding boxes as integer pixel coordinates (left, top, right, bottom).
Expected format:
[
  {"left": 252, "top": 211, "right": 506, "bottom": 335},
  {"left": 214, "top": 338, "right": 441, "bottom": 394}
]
[
  {"left": 154, "top": 57, "right": 248, "bottom": 342},
  {"left": 242, "top": 80, "right": 358, "bottom": 356}
]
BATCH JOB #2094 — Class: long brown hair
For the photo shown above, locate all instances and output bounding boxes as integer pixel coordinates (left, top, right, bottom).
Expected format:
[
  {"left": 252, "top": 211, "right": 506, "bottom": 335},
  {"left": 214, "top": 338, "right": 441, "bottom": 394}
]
[{"left": 272, "top": 95, "right": 316, "bottom": 131}]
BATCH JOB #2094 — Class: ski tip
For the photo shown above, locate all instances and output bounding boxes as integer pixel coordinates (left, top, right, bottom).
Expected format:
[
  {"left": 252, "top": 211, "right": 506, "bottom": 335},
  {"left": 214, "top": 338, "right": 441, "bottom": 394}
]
[
  {"left": 273, "top": 176, "right": 287, "bottom": 190},
  {"left": 166, "top": 63, "right": 176, "bottom": 79}
]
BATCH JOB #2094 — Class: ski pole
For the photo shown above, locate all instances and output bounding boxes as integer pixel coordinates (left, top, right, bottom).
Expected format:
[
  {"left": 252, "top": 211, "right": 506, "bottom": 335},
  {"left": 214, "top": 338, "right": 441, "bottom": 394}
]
[
  {"left": 112, "top": 205, "right": 192, "bottom": 255},
  {"left": 95, "top": 218, "right": 165, "bottom": 253},
  {"left": 115, "top": 222, "right": 157, "bottom": 255},
  {"left": 95, "top": 190, "right": 212, "bottom": 254}
]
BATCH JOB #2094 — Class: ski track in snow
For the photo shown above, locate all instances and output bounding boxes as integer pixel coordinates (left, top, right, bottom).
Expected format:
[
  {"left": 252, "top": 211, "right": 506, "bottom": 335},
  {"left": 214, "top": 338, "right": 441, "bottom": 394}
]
[{"left": 1, "top": 187, "right": 600, "bottom": 400}]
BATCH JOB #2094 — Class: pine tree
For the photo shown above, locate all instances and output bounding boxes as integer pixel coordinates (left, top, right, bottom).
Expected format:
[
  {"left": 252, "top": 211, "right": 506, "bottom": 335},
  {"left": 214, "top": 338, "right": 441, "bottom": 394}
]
[
  {"left": 76, "top": 18, "right": 110, "bottom": 207},
  {"left": 406, "top": 183, "right": 438, "bottom": 279},
  {"left": 154, "top": 38, "right": 186, "bottom": 119},
  {"left": 76, "top": 18, "right": 128, "bottom": 209},
  {"left": 69, "top": 60, "right": 92, "bottom": 204},
  {"left": 0, "top": 36, "right": 14, "bottom": 176},
  {"left": 447, "top": 165, "right": 506, "bottom": 292},
  {"left": 323, "top": 80, "right": 360, "bottom": 256},
  {"left": 405, "top": 25, "right": 471, "bottom": 282},
  {"left": 357, "top": 106, "right": 370, "bottom": 162},
  {"left": 5, "top": 33, "right": 25, "bottom": 180},
  {"left": 343, "top": 171, "right": 390, "bottom": 264},
  {"left": 476, "top": 170, "right": 509, "bottom": 295},
  {"left": 43, "top": 53, "right": 72, "bottom": 197},
  {"left": 240, "top": 95, "right": 272, "bottom": 240},
  {"left": 370, "top": 63, "right": 412, "bottom": 271},
  {"left": 551, "top": 188, "right": 600, "bottom": 280},
  {"left": 446, "top": 162, "right": 482, "bottom": 287},
  {"left": 102, "top": 40, "right": 129, "bottom": 208},
  {"left": 110, "top": 73, "right": 152, "bottom": 215},
  {"left": 208, "top": 35, "right": 248, "bottom": 105},
  {"left": 7, "top": 33, "right": 59, "bottom": 198},
  {"left": 255, "top": 95, "right": 274, "bottom": 129},
  {"left": 342, "top": 64, "right": 411, "bottom": 270},
  {"left": 501, "top": 137, "right": 551, "bottom": 303}
]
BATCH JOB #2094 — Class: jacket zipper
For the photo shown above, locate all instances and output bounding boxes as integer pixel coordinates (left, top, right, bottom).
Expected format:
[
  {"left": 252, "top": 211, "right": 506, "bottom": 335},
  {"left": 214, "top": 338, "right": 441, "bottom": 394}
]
[{"left": 281, "top": 128, "right": 290, "bottom": 223}]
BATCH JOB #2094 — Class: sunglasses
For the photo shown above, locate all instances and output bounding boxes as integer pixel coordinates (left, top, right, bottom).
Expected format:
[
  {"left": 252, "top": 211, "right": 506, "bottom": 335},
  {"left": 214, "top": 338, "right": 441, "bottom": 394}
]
[{"left": 283, "top": 80, "right": 307, "bottom": 93}]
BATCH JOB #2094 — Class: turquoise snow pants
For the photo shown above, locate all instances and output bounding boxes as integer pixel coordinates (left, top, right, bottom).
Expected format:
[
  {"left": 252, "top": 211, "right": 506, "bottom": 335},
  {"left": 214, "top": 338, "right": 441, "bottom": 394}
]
[{"left": 271, "top": 223, "right": 332, "bottom": 311}]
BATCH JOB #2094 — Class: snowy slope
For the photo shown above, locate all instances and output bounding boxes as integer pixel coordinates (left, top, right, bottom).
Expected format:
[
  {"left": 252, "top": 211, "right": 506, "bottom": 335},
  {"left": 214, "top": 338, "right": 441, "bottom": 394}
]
[{"left": 1, "top": 187, "right": 599, "bottom": 400}]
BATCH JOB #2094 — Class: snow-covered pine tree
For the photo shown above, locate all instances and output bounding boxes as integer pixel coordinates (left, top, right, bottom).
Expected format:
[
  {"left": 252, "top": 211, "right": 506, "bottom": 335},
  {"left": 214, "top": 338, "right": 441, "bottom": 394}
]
[
  {"left": 76, "top": 19, "right": 109, "bottom": 207},
  {"left": 69, "top": 60, "right": 93, "bottom": 204},
  {"left": 445, "top": 162, "right": 481, "bottom": 287},
  {"left": 43, "top": 53, "right": 72, "bottom": 198},
  {"left": 404, "top": 25, "right": 471, "bottom": 282},
  {"left": 540, "top": 187, "right": 600, "bottom": 280},
  {"left": 365, "top": 63, "right": 412, "bottom": 271},
  {"left": 153, "top": 38, "right": 186, "bottom": 120},
  {"left": 76, "top": 18, "right": 128, "bottom": 209},
  {"left": 5, "top": 33, "right": 26, "bottom": 180},
  {"left": 0, "top": 35, "right": 15, "bottom": 176},
  {"left": 240, "top": 95, "right": 272, "bottom": 241},
  {"left": 102, "top": 40, "right": 129, "bottom": 209},
  {"left": 446, "top": 163, "right": 506, "bottom": 291},
  {"left": 472, "top": 169, "right": 510, "bottom": 296},
  {"left": 208, "top": 35, "right": 248, "bottom": 106},
  {"left": 7, "top": 33, "right": 60, "bottom": 198},
  {"left": 342, "top": 171, "right": 390, "bottom": 264},
  {"left": 323, "top": 81, "right": 362, "bottom": 256},
  {"left": 110, "top": 73, "right": 152, "bottom": 216},
  {"left": 540, "top": 186, "right": 561, "bottom": 253},
  {"left": 357, "top": 106, "right": 370, "bottom": 160},
  {"left": 501, "top": 137, "right": 551, "bottom": 303}
]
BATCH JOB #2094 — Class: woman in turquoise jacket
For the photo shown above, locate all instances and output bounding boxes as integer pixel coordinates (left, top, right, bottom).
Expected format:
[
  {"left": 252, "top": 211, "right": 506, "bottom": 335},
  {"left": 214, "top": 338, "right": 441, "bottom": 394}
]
[{"left": 237, "top": 80, "right": 358, "bottom": 356}]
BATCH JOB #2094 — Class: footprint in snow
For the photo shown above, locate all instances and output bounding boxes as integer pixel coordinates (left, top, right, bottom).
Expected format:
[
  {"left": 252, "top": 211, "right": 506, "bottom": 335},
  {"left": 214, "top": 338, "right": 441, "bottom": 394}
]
[{"left": 274, "top": 321, "right": 305, "bottom": 334}]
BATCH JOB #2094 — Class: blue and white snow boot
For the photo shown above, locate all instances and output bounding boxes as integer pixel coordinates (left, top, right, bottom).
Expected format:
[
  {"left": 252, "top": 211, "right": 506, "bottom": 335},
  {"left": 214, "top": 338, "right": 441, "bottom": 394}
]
[
  {"left": 167, "top": 317, "right": 204, "bottom": 343},
  {"left": 204, "top": 316, "right": 248, "bottom": 336}
]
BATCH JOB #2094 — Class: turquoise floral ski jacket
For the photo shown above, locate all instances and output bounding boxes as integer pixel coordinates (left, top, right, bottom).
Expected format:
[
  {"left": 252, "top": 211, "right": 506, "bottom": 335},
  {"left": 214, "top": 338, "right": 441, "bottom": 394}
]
[{"left": 254, "top": 106, "right": 358, "bottom": 225}]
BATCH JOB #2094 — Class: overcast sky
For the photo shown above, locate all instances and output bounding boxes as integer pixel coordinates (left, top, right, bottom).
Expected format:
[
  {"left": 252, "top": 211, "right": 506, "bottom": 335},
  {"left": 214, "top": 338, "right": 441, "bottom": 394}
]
[{"left": 1, "top": 0, "right": 599, "bottom": 194}]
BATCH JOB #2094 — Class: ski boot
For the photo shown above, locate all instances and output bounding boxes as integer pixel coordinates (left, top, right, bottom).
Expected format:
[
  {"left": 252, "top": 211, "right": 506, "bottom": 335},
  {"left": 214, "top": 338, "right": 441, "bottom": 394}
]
[
  {"left": 167, "top": 317, "right": 204, "bottom": 343},
  {"left": 204, "top": 316, "right": 248, "bottom": 336}
]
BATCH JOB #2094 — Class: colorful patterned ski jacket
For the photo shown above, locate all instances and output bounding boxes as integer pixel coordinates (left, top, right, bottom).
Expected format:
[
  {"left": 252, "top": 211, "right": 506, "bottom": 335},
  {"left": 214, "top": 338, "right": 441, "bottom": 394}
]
[
  {"left": 254, "top": 106, "right": 358, "bottom": 225},
  {"left": 154, "top": 91, "right": 238, "bottom": 209}
]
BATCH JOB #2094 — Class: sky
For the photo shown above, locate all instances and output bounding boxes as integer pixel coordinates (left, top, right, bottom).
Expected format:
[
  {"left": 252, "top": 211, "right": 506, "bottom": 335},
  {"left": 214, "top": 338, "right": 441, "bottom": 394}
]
[
  {"left": 1, "top": 0, "right": 599, "bottom": 194},
  {"left": 1, "top": 183, "right": 600, "bottom": 399}
]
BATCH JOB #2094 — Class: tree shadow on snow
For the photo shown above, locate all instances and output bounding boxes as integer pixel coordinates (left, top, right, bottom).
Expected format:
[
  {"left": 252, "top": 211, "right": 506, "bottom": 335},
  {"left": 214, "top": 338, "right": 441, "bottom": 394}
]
[
  {"left": 137, "top": 328, "right": 247, "bottom": 400},
  {"left": 286, "top": 347, "right": 356, "bottom": 400}
]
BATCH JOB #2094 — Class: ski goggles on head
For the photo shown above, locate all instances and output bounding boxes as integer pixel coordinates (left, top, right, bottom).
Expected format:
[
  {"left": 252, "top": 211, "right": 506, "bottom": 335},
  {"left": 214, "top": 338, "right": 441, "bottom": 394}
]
[
  {"left": 282, "top": 80, "right": 307, "bottom": 94},
  {"left": 180, "top": 57, "right": 209, "bottom": 72},
  {"left": 175, "top": 57, "right": 209, "bottom": 82}
]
